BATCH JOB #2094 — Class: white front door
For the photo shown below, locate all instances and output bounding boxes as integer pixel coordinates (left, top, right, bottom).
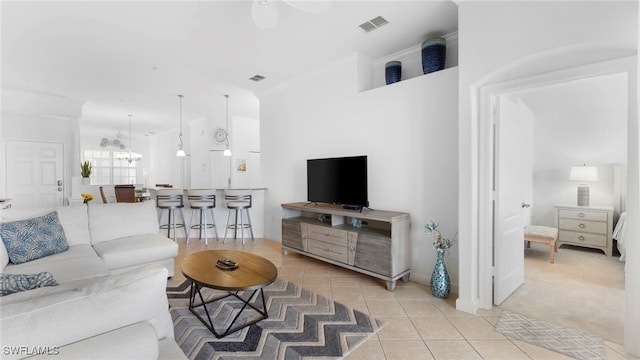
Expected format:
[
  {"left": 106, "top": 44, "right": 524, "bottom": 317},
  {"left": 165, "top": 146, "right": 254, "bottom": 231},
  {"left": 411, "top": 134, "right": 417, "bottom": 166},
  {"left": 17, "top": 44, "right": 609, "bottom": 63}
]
[
  {"left": 493, "top": 96, "right": 534, "bottom": 305},
  {"left": 5, "top": 141, "right": 64, "bottom": 209}
]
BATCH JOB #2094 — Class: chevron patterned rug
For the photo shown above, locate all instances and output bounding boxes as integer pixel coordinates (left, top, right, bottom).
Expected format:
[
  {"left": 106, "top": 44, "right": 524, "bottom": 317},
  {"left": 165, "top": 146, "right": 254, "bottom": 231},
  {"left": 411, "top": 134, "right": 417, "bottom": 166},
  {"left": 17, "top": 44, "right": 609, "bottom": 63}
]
[
  {"left": 167, "top": 278, "right": 384, "bottom": 359},
  {"left": 495, "top": 311, "right": 606, "bottom": 360}
]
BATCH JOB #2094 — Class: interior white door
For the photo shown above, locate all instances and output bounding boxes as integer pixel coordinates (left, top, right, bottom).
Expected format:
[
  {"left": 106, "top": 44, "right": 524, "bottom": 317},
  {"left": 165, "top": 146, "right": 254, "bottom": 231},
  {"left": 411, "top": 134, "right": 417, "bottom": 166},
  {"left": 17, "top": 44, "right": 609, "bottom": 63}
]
[
  {"left": 493, "top": 96, "right": 533, "bottom": 305},
  {"left": 5, "top": 141, "right": 64, "bottom": 209},
  {"left": 209, "top": 150, "right": 231, "bottom": 189}
]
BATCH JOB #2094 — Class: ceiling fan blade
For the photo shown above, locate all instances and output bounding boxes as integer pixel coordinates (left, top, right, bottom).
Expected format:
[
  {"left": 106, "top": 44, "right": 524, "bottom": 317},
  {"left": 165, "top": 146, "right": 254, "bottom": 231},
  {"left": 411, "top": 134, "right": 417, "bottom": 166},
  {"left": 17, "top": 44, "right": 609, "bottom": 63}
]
[
  {"left": 283, "top": 0, "right": 332, "bottom": 13},
  {"left": 252, "top": 0, "right": 280, "bottom": 29}
]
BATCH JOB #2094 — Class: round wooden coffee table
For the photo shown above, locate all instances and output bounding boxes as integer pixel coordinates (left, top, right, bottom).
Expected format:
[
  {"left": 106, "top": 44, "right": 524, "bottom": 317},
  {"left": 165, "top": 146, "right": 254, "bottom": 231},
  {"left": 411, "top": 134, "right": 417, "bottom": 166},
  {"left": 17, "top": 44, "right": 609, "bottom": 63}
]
[{"left": 181, "top": 250, "right": 278, "bottom": 338}]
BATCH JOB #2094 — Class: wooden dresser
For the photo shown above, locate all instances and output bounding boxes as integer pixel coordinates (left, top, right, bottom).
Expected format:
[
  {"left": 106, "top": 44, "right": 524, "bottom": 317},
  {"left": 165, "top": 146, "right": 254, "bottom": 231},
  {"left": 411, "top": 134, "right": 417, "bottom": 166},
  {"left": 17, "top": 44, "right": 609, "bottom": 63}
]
[{"left": 554, "top": 204, "right": 613, "bottom": 256}]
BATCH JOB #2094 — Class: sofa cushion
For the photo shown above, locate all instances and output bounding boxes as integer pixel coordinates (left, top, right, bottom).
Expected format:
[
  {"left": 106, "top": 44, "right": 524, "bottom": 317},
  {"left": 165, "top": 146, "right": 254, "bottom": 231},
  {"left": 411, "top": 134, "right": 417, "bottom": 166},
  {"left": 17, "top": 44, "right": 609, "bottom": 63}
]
[
  {"left": 1, "top": 244, "right": 109, "bottom": 284},
  {"left": 1, "top": 239, "right": 8, "bottom": 271},
  {"left": 0, "top": 282, "right": 79, "bottom": 306},
  {"left": 0, "top": 265, "right": 172, "bottom": 360},
  {"left": 88, "top": 201, "right": 160, "bottom": 245},
  {"left": 1, "top": 206, "right": 91, "bottom": 246},
  {"left": 0, "top": 272, "right": 58, "bottom": 297},
  {"left": 0, "top": 212, "right": 69, "bottom": 264},
  {"left": 92, "top": 234, "right": 178, "bottom": 271},
  {"left": 55, "top": 205, "right": 91, "bottom": 246}
]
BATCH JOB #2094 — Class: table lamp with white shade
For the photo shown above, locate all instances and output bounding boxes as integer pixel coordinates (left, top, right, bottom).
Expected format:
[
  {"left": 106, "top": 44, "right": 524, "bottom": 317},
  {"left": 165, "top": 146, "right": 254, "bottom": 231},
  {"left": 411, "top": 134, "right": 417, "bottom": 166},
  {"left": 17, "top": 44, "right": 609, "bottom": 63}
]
[{"left": 569, "top": 165, "right": 598, "bottom": 206}]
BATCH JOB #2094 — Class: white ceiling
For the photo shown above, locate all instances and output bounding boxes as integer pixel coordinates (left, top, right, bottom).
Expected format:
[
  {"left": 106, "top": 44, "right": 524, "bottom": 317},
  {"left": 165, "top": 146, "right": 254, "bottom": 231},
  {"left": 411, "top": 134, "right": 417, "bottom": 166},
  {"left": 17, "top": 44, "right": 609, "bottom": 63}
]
[{"left": 1, "top": 0, "right": 459, "bottom": 137}]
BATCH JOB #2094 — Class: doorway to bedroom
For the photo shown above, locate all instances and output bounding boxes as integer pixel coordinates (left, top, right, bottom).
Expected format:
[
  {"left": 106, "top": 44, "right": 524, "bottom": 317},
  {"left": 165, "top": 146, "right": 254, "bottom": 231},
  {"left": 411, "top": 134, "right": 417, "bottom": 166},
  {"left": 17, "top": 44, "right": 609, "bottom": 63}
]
[{"left": 488, "top": 62, "right": 630, "bottom": 345}]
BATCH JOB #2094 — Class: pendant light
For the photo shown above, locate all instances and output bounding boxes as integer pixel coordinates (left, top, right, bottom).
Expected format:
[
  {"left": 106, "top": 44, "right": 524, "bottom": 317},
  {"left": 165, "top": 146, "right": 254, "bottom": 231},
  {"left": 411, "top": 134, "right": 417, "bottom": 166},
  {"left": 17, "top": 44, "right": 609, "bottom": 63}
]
[
  {"left": 115, "top": 114, "right": 142, "bottom": 163},
  {"left": 176, "top": 94, "right": 186, "bottom": 157},
  {"left": 223, "top": 94, "right": 232, "bottom": 157}
]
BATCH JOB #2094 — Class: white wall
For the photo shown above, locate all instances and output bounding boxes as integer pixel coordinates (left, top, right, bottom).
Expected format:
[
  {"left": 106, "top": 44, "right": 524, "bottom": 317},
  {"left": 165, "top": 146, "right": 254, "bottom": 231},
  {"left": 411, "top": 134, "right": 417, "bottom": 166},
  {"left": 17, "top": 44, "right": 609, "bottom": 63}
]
[
  {"left": 457, "top": 0, "right": 638, "bottom": 354},
  {"left": 148, "top": 128, "right": 188, "bottom": 189},
  {"left": 1, "top": 89, "right": 83, "bottom": 202},
  {"left": 185, "top": 94, "right": 260, "bottom": 190},
  {"left": 230, "top": 116, "right": 260, "bottom": 189},
  {"left": 260, "top": 54, "right": 459, "bottom": 287}
]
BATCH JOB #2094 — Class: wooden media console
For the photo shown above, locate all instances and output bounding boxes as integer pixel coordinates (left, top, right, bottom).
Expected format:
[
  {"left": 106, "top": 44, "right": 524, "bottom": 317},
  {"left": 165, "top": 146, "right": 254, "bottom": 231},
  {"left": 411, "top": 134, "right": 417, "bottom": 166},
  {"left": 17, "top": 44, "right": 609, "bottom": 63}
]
[{"left": 281, "top": 202, "right": 410, "bottom": 291}]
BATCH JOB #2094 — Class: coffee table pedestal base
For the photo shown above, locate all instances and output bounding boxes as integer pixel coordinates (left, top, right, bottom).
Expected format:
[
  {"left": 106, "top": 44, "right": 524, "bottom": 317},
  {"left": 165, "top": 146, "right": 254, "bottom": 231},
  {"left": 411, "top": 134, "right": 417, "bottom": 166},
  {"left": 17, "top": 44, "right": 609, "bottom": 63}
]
[{"left": 188, "top": 282, "right": 269, "bottom": 338}]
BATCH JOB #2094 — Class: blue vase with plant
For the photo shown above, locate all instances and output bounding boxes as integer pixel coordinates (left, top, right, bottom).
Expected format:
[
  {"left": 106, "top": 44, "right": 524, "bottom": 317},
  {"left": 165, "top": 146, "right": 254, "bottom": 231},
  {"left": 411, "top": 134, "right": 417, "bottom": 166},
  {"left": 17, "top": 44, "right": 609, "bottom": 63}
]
[{"left": 425, "top": 220, "right": 456, "bottom": 299}]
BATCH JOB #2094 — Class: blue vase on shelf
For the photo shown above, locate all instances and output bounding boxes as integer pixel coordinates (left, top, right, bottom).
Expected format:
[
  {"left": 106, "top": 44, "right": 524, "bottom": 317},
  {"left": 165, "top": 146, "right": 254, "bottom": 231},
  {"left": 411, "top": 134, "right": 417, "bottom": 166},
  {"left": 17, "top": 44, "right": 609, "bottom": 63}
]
[
  {"left": 421, "top": 37, "right": 446, "bottom": 74},
  {"left": 431, "top": 248, "right": 451, "bottom": 298},
  {"left": 385, "top": 61, "right": 402, "bottom": 85}
]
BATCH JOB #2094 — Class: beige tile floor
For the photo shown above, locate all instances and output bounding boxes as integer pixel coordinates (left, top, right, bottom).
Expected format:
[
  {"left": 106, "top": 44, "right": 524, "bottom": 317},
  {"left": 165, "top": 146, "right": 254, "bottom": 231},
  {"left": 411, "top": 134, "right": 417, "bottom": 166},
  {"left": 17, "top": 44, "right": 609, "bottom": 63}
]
[{"left": 168, "top": 236, "right": 634, "bottom": 360}]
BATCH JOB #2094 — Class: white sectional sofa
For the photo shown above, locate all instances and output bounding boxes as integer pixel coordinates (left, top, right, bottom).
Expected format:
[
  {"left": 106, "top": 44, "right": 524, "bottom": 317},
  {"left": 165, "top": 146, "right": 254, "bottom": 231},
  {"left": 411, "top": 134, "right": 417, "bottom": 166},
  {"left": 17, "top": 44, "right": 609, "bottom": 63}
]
[{"left": 0, "top": 201, "right": 185, "bottom": 360}]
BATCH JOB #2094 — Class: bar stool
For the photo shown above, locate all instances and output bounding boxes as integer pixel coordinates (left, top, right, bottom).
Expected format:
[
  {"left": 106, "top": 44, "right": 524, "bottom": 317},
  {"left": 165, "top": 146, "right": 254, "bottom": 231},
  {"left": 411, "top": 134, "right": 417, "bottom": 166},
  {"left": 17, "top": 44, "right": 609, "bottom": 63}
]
[
  {"left": 156, "top": 189, "right": 189, "bottom": 243},
  {"left": 223, "top": 190, "right": 254, "bottom": 245},
  {"left": 187, "top": 189, "right": 219, "bottom": 245}
]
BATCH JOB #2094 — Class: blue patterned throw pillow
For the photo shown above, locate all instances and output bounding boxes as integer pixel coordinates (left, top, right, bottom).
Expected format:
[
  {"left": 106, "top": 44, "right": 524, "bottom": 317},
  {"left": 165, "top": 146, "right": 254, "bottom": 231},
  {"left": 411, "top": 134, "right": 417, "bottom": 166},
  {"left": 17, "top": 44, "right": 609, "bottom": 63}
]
[
  {"left": 0, "top": 211, "right": 69, "bottom": 264},
  {"left": 0, "top": 272, "right": 58, "bottom": 296}
]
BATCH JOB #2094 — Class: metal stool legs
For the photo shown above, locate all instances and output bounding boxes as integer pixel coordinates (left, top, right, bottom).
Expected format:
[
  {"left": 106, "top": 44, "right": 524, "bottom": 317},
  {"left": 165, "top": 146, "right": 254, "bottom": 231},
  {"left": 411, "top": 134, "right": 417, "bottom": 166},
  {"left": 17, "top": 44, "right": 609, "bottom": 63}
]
[
  {"left": 223, "top": 207, "right": 254, "bottom": 245},
  {"left": 189, "top": 207, "right": 218, "bottom": 245},
  {"left": 159, "top": 207, "right": 189, "bottom": 243}
]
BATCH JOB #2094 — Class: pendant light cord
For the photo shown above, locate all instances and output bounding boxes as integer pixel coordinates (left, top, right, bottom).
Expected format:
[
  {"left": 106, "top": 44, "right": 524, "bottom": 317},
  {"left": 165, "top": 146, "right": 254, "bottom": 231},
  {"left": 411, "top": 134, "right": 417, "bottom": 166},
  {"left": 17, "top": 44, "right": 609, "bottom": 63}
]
[
  {"left": 128, "top": 114, "right": 133, "bottom": 155},
  {"left": 178, "top": 94, "right": 184, "bottom": 148},
  {"left": 225, "top": 94, "right": 229, "bottom": 142}
]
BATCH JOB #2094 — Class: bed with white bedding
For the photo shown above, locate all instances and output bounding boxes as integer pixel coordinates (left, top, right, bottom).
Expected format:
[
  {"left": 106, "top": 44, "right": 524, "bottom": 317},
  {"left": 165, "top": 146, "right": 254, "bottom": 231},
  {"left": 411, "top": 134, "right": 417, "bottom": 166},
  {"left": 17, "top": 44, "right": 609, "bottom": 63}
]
[{"left": 613, "top": 211, "right": 627, "bottom": 261}]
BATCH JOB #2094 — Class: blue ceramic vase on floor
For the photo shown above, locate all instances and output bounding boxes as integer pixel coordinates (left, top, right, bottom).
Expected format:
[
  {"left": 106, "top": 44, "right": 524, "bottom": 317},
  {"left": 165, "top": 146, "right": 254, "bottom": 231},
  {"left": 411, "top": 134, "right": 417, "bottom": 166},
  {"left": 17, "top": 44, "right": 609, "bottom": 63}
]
[
  {"left": 421, "top": 37, "right": 446, "bottom": 74},
  {"left": 431, "top": 248, "right": 451, "bottom": 298},
  {"left": 385, "top": 61, "right": 402, "bottom": 85}
]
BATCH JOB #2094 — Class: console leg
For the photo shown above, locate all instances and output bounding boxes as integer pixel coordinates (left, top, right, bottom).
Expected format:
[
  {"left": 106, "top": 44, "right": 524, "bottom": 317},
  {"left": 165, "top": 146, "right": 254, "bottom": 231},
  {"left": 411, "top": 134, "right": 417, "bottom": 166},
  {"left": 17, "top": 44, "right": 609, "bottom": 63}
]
[
  {"left": 282, "top": 248, "right": 288, "bottom": 255},
  {"left": 386, "top": 280, "right": 397, "bottom": 292},
  {"left": 401, "top": 274, "right": 410, "bottom": 283}
]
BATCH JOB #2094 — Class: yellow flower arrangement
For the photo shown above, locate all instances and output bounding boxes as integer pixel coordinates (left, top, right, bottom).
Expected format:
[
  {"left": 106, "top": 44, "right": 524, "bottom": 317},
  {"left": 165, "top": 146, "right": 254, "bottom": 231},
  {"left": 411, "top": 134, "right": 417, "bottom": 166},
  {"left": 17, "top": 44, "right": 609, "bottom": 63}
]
[{"left": 81, "top": 193, "right": 94, "bottom": 204}]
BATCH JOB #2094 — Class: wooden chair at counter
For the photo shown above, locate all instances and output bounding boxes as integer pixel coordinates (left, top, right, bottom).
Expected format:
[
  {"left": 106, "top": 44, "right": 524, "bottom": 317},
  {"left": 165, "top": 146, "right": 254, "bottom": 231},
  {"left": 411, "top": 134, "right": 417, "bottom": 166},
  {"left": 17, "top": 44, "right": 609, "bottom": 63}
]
[
  {"left": 99, "top": 186, "right": 108, "bottom": 204},
  {"left": 114, "top": 185, "right": 136, "bottom": 203}
]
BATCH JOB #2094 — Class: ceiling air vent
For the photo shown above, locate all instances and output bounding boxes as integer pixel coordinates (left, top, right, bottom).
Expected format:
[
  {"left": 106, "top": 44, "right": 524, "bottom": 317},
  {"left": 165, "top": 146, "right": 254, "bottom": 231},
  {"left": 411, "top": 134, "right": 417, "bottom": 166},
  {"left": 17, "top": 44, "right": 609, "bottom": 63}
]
[
  {"left": 249, "top": 74, "right": 266, "bottom": 82},
  {"left": 358, "top": 16, "right": 388, "bottom": 33}
]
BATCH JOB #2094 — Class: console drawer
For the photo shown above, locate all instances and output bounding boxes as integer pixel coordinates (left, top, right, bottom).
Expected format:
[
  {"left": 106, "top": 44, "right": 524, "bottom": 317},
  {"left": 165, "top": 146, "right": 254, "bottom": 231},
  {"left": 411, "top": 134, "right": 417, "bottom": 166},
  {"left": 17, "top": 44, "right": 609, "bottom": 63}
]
[
  {"left": 308, "top": 239, "right": 348, "bottom": 263},
  {"left": 307, "top": 225, "right": 348, "bottom": 246}
]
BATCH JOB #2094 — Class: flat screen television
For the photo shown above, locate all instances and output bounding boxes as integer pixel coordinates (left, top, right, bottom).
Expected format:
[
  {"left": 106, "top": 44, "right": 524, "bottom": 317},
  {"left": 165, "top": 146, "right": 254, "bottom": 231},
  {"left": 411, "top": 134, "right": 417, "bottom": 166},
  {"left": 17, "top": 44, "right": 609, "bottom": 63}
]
[{"left": 307, "top": 155, "right": 368, "bottom": 210}]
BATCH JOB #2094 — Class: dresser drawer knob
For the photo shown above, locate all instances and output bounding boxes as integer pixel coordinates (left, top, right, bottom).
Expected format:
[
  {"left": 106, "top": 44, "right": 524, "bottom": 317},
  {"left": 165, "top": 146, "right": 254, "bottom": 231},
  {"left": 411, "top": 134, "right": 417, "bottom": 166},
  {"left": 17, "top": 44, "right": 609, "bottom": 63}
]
[
  {"left": 579, "top": 235, "right": 585, "bottom": 241},
  {"left": 578, "top": 213, "right": 585, "bottom": 217},
  {"left": 579, "top": 223, "right": 586, "bottom": 229}
]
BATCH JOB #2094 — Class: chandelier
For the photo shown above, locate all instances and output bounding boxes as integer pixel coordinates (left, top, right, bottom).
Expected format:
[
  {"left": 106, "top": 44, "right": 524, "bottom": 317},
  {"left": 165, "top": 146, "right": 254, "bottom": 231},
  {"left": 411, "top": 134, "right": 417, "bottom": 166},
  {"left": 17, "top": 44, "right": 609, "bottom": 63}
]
[
  {"left": 115, "top": 114, "right": 143, "bottom": 163},
  {"left": 99, "top": 135, "right": 126, "bottom": 149}
]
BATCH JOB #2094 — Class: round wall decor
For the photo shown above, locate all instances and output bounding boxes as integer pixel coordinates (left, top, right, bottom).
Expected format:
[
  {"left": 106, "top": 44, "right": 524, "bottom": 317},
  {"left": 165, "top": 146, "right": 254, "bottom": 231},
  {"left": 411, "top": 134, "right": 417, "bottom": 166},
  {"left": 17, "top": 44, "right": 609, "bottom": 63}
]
[{"left": 210, "top": 127, "right": 228, "bottom": 144}]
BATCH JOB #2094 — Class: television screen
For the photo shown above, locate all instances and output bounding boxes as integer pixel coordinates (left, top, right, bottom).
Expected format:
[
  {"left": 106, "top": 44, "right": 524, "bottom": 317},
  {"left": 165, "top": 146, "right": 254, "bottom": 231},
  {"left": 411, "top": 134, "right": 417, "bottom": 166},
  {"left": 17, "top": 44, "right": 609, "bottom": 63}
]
[{"left": 307, "top": 155, "right": 368, "bottom": 209}]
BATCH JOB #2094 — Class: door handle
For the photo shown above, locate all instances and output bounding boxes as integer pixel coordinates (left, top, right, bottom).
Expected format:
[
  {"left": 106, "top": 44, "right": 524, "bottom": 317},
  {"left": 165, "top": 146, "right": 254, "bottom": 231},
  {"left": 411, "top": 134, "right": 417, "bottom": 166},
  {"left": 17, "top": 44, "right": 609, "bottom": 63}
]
[{"left": 521, "top": 202, "right": 531, "bottom": 208}]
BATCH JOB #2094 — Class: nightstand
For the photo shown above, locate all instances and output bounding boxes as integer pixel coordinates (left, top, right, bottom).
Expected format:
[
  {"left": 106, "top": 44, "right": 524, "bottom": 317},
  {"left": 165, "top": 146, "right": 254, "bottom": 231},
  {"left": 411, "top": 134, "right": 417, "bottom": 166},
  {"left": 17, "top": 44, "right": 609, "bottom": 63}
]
[{"left": 554, "top": 204, "right": 613, "bottom": 256}]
